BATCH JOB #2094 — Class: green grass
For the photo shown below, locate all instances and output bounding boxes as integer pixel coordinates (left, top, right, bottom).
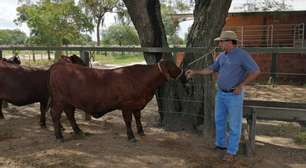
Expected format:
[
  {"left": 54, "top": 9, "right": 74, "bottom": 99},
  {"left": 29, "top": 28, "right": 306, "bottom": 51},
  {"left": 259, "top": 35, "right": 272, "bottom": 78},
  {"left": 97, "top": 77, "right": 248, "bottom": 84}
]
[
  {"left": 22, "top": 60, "right": 53, "bottom": 67},
  {"left": 294, "top": 128, "right": 306, "bottom": 145},
  {"left": 4, "top": 51, "right": 145, "bottom": 66},
  {"left": 93, "top": 53, "right": 145, "bottom": 65}
]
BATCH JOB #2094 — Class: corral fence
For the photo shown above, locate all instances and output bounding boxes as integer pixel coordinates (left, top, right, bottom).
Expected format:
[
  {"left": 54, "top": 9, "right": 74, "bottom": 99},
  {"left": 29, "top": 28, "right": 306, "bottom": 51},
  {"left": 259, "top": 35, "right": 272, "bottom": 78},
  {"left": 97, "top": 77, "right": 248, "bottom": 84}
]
[
  {"left": 0, "top": 45, "right": 306, "bottom": 156},
  {"left": 224, "top": 23, "right": 305, "bottom": 48}
]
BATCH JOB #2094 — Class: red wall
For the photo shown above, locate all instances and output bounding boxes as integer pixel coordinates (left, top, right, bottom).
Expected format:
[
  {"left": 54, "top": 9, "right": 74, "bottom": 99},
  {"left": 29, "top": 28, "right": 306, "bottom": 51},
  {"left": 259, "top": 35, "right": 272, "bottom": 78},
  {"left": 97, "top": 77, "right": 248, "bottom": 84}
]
[{"left": 225, "top": 11, "right": 306, "bottom": 84}]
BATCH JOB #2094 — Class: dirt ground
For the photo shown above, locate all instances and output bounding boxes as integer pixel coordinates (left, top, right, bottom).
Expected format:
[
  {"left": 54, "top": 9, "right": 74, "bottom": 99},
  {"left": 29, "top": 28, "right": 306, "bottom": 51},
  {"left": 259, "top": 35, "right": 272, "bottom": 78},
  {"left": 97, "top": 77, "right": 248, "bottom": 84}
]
[{"left": 0, "top": 64, "right": 306, "bottom": 168}]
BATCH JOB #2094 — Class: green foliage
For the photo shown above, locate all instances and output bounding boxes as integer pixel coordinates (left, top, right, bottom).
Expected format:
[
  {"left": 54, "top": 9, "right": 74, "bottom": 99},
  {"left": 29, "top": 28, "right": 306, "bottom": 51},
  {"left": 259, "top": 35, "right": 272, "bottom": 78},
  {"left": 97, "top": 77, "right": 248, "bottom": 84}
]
[
  {"left": 161, "top": 4, "right": 177, "bottom": 37},
  {"left": 79, "top": 0, "right": 118, "bottom": 20},
  {"left": 102, "top": 24, "right": 139, "bottom": 46},
  {"left": 167, "top": 33, "right": 184, "bottom": 46},
  {"left": 79, "top": 0, "right": 119, "bottom": 45},
  {"left": 160, "top": 1, "right": 191, "bottom": 46},
  {"left": 237, "top": 0, "right": 292, "bottom": 12},
  {"left": 15, "top": 0, "right": 94, "bottom": 45},
  {"left": 295, "top": 128, "right": 306, "bottom": 145},
  {"left": 0, "top": 29, "right": 27, "bottom": 45}
]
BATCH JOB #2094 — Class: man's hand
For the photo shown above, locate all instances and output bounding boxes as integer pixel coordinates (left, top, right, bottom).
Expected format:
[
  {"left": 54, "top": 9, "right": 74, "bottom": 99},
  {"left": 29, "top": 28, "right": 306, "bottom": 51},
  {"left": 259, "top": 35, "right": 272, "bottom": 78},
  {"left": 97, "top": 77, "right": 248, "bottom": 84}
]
[
  {"left": 233, "top": 85, "right": 244, "bottom": 95},
  {"left": 185, "top": 69, "right": 194, "bottom": 79}
]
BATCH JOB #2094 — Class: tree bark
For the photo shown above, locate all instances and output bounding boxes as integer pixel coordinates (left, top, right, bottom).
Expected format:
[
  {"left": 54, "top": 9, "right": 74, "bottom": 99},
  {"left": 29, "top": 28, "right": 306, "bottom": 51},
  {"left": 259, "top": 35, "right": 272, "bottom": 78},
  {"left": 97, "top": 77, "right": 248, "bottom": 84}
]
[
  {"left": 123, "top": 0, "right": 173, "bottom": 127},
  {"left": 96, "top": 16, "right": 102, "bottom": 46},
  {"left": 123, "top": 0, "right": 232, "bottom": 136},
  {"left": 181, "top": 0, "right": 232, "bottom": 136}
]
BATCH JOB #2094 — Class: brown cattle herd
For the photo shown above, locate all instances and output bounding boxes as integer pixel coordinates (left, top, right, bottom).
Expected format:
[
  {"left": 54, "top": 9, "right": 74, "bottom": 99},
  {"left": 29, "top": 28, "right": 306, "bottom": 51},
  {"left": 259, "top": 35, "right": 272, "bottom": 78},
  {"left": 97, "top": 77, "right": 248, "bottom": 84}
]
[{"left": 0, "top": 55, "right": 186, "bottom": 142}]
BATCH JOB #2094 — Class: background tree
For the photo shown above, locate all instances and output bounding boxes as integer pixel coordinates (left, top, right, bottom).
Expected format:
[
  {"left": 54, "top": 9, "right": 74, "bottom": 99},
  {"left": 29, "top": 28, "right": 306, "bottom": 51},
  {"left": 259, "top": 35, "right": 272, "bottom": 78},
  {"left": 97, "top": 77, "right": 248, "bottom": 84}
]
[
  {"left": 79, "top": 0, "right": 119, "bottom": 46},
  {"left": 122, "top": 0, "right": 232, "bottom": 136},
  {"left": 101, "top": 24, "right": 139, "bottom": 46},
  {"left": 0, "top": 29, "right": 27, "bottom": 45},
  {"left": 236, "top": 0, "right": 292, "bottom": 12},
  {"left": 113, "top": 0, "right": 132, "bottom": 25},
  {"left": 15, "top": 0, "right": 93, "bottom": 46},
  {"left": 160, "top": 0, "right": 192, "bottom": 46}
]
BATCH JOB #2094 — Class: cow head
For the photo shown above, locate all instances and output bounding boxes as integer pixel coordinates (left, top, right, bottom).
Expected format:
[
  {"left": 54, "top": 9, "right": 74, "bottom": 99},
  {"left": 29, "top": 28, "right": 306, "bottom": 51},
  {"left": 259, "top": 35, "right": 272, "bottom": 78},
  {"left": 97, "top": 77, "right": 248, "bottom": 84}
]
[
  {"left": 59, "top": 55, "right": 87, "bottom": 66},
  {"left": 69, "top": 54, "right": 87, "bottom": 66},
  {"left": 158, "top": 59, "right": 188, "bottom": 84},
  {"left": 1, "top": 56, "right": 21, "bottom": 65}
]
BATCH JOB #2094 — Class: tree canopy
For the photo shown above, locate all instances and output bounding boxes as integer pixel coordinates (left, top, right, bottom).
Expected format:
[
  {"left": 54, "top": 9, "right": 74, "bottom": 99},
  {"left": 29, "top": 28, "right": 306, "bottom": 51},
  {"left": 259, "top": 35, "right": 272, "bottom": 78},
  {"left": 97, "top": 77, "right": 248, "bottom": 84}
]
[
  {"left": 79, "top": 0, "right": 119, "bottom": 46},
  {"left": 236, "top": 0, "right": 292, "bottom": 11},
  {"left": 101, "top": 24, "right": 139, "bottom": 46},
  {"left": 15, "top": 0, "right": 94, "bottom": 45},
  {"left": 0, "top": 29, "right": 27, "bottom": 45}
]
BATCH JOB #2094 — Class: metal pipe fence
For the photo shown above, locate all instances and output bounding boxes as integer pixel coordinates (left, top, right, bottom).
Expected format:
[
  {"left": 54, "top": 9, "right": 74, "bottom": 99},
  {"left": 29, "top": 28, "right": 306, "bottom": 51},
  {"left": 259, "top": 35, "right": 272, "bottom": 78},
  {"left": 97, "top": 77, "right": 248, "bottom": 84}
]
[{"left": 224, "top": 23, "right": 305, "bottom": 48}]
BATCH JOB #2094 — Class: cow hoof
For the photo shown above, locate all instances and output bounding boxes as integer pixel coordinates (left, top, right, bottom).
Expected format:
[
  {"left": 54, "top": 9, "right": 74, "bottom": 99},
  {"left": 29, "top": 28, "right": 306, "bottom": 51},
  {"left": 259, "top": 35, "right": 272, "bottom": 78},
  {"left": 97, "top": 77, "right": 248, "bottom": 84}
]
[
  {"left": 60, "top": 125, "right": 65, "bottom": 131},
  {"left": 55, "top": 138, "right": 64, "bottom": 143},
  {"left": 40, "top": 124, "right": 47, "bottom": 129},
  {"left": 128, "top": 138, "right": 138, "bottom": 143},
  {"left": 73, "top": 131, "right": 87, "bottom": 139},
  {"left": 138, "top": 132, "right": 145, "bottom": 136}
]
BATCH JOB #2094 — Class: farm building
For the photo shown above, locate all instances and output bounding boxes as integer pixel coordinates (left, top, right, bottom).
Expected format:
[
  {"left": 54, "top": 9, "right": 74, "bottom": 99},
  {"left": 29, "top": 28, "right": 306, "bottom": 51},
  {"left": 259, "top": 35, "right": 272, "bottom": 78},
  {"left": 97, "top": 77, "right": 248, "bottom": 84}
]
[{"left": 173, "top": 10, "right": 306, "bottom": 84}]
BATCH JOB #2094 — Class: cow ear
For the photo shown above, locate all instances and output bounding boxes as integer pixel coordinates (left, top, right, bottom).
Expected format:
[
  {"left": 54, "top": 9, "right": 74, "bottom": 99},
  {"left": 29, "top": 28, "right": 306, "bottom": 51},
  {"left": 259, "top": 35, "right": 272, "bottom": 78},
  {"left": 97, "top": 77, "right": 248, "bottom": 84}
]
[{"left": 175, "top": 52, "right": 184, "bottom": 68}]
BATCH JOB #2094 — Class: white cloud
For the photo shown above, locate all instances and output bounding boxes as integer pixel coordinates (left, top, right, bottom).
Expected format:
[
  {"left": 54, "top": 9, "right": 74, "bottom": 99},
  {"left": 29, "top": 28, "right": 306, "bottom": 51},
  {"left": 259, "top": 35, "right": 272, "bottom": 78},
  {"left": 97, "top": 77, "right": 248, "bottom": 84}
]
[{"left": 0, "top": 0, "right": 25, "bottom": 31}]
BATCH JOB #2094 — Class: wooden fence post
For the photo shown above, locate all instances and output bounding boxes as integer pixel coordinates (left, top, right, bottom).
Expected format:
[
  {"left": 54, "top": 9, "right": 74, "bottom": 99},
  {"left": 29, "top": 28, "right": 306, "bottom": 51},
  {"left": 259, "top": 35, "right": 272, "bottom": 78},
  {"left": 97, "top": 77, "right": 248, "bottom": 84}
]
[
  {"left": 47, "top": 50, "right": 51, "bottom": 60},
  {"left": 270, "top": 52, "right": 277, "bottom": 84}
]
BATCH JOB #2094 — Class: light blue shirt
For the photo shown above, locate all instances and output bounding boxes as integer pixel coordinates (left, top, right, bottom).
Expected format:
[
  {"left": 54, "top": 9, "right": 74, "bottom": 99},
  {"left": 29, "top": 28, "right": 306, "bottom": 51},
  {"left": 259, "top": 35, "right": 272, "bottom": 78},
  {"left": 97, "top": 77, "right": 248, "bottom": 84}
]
[{"left": 208, "top": 48, "right": 259, "bottom": 90}]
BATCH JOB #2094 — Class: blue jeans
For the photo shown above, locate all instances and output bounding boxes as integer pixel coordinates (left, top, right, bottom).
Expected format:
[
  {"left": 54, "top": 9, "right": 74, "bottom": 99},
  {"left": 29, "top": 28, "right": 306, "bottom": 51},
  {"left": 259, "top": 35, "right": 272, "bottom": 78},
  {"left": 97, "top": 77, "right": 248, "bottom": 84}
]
[{"left": 215, "top": 90, "right": 244, "bottom": 155}]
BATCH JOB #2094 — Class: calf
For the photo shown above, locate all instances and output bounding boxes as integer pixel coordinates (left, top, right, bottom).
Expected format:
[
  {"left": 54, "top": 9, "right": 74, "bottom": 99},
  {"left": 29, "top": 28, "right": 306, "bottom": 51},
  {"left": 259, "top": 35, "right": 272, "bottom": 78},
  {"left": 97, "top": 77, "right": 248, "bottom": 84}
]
[{"left": 49, "top": 59, "right": 187, "bottom": 142}]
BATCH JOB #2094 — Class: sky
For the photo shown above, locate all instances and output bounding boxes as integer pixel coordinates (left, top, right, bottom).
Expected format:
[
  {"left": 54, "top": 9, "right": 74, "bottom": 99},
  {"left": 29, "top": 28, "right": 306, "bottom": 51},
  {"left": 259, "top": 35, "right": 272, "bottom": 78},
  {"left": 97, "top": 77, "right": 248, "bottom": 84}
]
[{"left": 1, "top": 0, "right": 306, "bottom": 40}]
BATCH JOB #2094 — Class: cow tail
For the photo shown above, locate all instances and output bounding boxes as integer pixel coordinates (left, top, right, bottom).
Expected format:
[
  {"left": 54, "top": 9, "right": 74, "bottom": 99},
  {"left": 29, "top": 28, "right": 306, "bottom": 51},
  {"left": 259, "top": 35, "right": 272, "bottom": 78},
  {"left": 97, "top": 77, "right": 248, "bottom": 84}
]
[{"left": 46, "top": 68, "right": 53, "bottom": 114}]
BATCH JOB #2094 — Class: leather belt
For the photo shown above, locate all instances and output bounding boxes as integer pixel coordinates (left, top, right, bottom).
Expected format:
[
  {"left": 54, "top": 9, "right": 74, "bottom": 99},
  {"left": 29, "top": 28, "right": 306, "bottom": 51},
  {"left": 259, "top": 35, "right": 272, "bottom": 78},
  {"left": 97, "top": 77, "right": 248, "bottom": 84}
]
[{"left": 220, "top": 88, "right": 234, "bottom": 92}]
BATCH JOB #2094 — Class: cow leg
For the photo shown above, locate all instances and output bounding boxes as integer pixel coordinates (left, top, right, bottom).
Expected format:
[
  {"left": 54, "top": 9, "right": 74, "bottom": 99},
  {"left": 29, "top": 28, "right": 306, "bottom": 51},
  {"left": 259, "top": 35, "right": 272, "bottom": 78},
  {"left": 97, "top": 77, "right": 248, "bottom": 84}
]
[
  {"left": 39, "top": 102, "right": 48, "bottom": 128},
  {"left": 133, "top": 110, "right": 145, "bottom": 136},
  {"left": 122, "top": 110, "right": 136, "bottom": 142},
  {"left": 64, "top": 105, "right": 83, "bottom": 137},
  {"left": 0, "top": 100, "right": 4, "bottom": 119},
  {"left": 50, "top": 103, "right": 64, "bottom": 141}
]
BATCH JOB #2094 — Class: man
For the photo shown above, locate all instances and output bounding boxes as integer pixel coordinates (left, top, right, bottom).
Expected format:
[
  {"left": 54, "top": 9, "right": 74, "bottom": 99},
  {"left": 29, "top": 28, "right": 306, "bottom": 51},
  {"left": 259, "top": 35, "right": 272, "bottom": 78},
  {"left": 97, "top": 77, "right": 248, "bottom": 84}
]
[{"left": 185, "top": 31, "right": 260, "bottom": 161}]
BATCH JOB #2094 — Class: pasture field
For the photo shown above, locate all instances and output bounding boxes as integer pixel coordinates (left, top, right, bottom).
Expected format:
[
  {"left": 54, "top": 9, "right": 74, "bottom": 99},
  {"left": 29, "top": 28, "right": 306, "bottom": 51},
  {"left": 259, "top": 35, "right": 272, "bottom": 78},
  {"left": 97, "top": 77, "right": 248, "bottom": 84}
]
[
  {"left": 3, "top": 51, "right": 145, "bottom": 66},
  {"left": 0, "top": 63, "right": 305, "bottom": 168}
]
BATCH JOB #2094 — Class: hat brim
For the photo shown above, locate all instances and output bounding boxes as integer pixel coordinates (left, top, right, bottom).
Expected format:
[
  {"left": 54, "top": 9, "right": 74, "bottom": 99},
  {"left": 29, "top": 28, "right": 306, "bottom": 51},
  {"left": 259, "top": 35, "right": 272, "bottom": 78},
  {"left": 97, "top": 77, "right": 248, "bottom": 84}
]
[{"left": 214, "top": 37, "right": 239, "bottom": 41}]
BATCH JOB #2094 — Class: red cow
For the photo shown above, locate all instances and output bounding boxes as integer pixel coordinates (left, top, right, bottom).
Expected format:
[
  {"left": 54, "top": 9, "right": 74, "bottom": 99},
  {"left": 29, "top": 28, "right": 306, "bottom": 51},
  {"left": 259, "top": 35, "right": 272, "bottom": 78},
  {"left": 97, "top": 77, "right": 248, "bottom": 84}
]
[
  {"left": 0, "top": 55, "right": 86, "bottom": 128},
  {"left": 49, "top": 59, "right": 186, "bottom": 142}
]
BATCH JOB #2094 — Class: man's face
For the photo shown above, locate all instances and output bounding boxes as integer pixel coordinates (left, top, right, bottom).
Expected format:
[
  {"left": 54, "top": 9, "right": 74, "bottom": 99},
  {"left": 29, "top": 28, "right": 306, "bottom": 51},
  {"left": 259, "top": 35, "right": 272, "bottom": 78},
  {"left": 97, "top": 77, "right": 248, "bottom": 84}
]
[{"left": 218, "top": 40, "right": 232, "bottom": 51}]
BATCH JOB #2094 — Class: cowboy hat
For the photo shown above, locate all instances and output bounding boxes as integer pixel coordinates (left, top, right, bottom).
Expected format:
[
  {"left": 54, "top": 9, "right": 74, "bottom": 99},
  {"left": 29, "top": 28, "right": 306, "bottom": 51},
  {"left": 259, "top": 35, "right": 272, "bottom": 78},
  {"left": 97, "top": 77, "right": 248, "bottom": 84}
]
[{"left": 214, "top": 31, "right": 238, "bottom": 41}]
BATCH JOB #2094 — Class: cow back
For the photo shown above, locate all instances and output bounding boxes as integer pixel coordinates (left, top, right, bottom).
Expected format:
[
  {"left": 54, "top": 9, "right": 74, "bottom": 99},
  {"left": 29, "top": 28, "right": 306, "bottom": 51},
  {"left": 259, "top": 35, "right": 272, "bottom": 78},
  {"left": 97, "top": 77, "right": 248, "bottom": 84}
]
[
  {"left": 0, "top": 62, "right": 48, "bottom": 105},
  {"left": 49, "top": 63, "right": 166, "bottom": 115}
]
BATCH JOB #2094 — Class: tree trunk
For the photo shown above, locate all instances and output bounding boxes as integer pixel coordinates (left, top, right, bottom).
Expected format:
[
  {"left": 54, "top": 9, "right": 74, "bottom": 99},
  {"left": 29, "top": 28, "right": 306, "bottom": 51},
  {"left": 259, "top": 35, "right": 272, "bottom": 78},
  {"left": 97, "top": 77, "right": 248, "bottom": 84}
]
[
  {"left": 181, "top": 0, "right": 232, "bottom": 136},
  {"left": 123, "top": 0, "right": 173, "bottom": 127},
  {"left": 96, "top": 17, "right": 102, "bottom": 46},
  {"left": 123, "top": 0, "right": 232, "bottom": 136}
]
